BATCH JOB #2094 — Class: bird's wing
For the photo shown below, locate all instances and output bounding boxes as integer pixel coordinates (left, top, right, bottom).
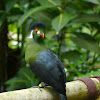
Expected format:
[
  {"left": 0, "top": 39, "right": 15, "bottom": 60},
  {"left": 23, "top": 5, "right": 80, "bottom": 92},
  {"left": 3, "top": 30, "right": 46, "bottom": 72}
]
[
  {"left": 48, "top": 50, "right": 66, "bottom": 83},
  {"left": 38, "top": 50, "right": 66, "bottom": 83},
  {"left": 30, "top": 49, "right": 66, "bottom": 94}
]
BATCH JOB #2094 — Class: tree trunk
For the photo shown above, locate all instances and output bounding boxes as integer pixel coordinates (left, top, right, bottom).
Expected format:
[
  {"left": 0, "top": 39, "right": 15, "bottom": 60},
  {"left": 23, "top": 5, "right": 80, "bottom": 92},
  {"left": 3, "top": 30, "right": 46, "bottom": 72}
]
[{"left": 0, "top": 0, "right": 8, "bottom": 92}]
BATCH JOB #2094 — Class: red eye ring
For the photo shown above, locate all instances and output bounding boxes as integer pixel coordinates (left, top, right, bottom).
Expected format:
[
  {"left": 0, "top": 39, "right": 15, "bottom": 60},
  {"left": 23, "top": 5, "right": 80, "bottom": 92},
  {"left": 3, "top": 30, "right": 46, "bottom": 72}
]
[{"left": 35, "top": 29, "right": 38, "bottom": 33}]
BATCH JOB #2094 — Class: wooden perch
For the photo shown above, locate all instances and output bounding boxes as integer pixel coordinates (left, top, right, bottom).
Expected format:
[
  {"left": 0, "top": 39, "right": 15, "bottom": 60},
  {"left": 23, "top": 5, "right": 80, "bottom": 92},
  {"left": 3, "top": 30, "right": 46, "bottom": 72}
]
[{"left": 0, "top": 78, "right": 100, "bottom": 100}]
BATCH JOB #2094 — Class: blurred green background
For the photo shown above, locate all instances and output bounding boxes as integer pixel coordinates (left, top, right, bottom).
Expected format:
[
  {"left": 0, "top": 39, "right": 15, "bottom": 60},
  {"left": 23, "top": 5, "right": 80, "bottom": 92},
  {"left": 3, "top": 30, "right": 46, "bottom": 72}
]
[{"left": 0, "top": 0, "right": 100, "bottom": 92}]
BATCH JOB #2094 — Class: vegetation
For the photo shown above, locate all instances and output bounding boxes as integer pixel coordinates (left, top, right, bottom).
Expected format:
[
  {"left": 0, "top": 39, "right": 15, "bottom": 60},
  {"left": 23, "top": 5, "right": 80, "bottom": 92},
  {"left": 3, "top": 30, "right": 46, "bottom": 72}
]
[{"left": 0, "top": 0, "right": 100, "bottom": 92}]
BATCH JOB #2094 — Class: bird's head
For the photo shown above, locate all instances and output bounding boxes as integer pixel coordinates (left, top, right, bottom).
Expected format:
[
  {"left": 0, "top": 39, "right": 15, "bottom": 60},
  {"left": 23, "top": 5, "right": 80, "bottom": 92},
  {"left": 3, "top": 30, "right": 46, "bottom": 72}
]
[{"left": 28, "top": 21, "right": 45, "bottom": 39}]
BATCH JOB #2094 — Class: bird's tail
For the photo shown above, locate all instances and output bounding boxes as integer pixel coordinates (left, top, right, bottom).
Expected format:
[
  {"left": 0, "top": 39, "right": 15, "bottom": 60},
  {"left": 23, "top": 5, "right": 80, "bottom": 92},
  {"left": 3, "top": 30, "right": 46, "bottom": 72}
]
[{"left": 59, "top": 94, "right": 67, "bottom": 100}]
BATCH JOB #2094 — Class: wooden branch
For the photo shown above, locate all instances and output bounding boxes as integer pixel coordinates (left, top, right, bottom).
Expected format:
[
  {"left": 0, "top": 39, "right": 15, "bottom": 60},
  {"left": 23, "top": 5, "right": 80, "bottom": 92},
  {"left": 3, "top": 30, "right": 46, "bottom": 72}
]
[{"left": 0, "top": 78, "right": 100, "bottom": 100}]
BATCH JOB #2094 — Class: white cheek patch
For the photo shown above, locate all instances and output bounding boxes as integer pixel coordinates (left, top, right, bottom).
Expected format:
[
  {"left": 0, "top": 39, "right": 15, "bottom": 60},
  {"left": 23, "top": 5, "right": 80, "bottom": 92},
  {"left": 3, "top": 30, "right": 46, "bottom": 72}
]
[
  {"left": 28, "top": 30, "right": 33, "bottom": 38},
  {"left": 37, "top": 30, "right": 40, "bottom": 34}
]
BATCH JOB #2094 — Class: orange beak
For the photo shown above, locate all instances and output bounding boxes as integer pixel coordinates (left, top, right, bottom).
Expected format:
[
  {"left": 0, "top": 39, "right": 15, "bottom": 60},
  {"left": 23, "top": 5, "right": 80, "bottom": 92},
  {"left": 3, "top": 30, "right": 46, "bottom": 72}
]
[{"left": 40, "top": 34, "right": 44, "bottom": 38}]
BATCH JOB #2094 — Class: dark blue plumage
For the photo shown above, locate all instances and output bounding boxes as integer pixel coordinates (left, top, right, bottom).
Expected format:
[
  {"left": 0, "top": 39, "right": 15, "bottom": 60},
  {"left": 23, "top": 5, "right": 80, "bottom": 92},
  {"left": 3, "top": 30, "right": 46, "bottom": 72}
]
[{"left": 30, "top": 50, "right": 67, "bottom": 100}]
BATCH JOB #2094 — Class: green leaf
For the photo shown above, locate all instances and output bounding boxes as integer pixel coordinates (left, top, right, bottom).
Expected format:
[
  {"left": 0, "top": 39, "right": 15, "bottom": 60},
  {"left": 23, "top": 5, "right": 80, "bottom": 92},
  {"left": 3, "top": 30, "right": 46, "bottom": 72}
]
[
  {"left": 32, "top": 11, "right": 51, "bottom": 24},
  {"left": 79, "top": 70, "right": 100, "bottom": 78},
  {"left": 85, "top": 0, "right": 100, "bottom": 4},
  {"left": 23, "top": 72, "right": 31, "bottom": 81},
  {"left": 37, "top": 0, "right": 61, "bottom": 8},
  {"left": 46, "top": 31, "right": 56, "bottom": 39},
  {"left": 0, "top": 10, "right": 5, "bottom": 15},
  {"left": 8, "top": 7, "right": 23, "bottom": 22},
  {"left": 37, "top": 0, "right": 54, "bottom": 7},
  {"left": 71, "top": 33, "right": 100, "bottom": 54},
  {"left": 63, "top": 50, "right": 81, "bottom": 62},
  {"left": 52, "top": 13, "right": 77, "bottom": 32},
  {"left": 18, "top": 6, "right": 53, "bottom": 27},
  {"left": 5, "top": 0, "right": 18, "bottom": 12},
  {"left": 69, "top": 64, "right": 80, "bottom": 74},
  {"left": 6, "top": 78, "right": 25, "bottom": 84},
  {"left": 72, "top": 14, "right": 100, "bottom": 23}
]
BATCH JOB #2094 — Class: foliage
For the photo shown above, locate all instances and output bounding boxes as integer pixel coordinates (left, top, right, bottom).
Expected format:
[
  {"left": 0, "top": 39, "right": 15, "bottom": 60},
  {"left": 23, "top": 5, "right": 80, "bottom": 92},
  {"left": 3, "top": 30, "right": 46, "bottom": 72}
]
[
  {"left": 0, "top": 0, "right": 100, "bottom": 91},
  {"left": 6, "top": 67, "right": 41, "bottom": 91}
]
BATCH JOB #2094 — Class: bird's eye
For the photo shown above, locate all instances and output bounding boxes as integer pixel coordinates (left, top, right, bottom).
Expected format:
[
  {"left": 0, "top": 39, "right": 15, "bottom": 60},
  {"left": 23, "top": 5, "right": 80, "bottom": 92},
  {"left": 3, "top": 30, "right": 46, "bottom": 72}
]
[{"left": 35, "top": 29, "right": 38, "bottom": 33}]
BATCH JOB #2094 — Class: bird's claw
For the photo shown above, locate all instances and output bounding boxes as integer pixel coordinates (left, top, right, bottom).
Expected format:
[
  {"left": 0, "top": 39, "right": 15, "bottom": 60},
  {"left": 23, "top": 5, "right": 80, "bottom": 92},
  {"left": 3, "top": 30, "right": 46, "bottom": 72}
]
[
  {"left": 38, "top": 82, "right": 48, "bottom": 88},
  {"left": 30, "top": 82, "right": 48, "bottom": 91},
  {"left": 30, "top": 86, "right": 42, "bottom": 91}
]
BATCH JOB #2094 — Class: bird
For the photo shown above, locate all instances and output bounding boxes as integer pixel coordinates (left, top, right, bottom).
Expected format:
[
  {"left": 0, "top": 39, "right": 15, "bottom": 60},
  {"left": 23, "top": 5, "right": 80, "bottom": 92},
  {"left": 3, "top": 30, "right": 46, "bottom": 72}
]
[{"left": 25, "top": 21, "right": 67, "bottom": 100}]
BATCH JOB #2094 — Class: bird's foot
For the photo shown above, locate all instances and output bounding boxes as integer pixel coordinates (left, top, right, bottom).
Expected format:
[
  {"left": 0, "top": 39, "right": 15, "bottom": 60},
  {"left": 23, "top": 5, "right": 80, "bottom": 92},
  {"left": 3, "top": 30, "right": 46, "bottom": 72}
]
[
  {"left": 38, "top": 82, "right": 48, "bottom": 88},
  {"left": 30, "top": 82, "right": 48, "bottom": 91},
  {"left": 31, "top": 86, "right": 42, "bottom": 91}
]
